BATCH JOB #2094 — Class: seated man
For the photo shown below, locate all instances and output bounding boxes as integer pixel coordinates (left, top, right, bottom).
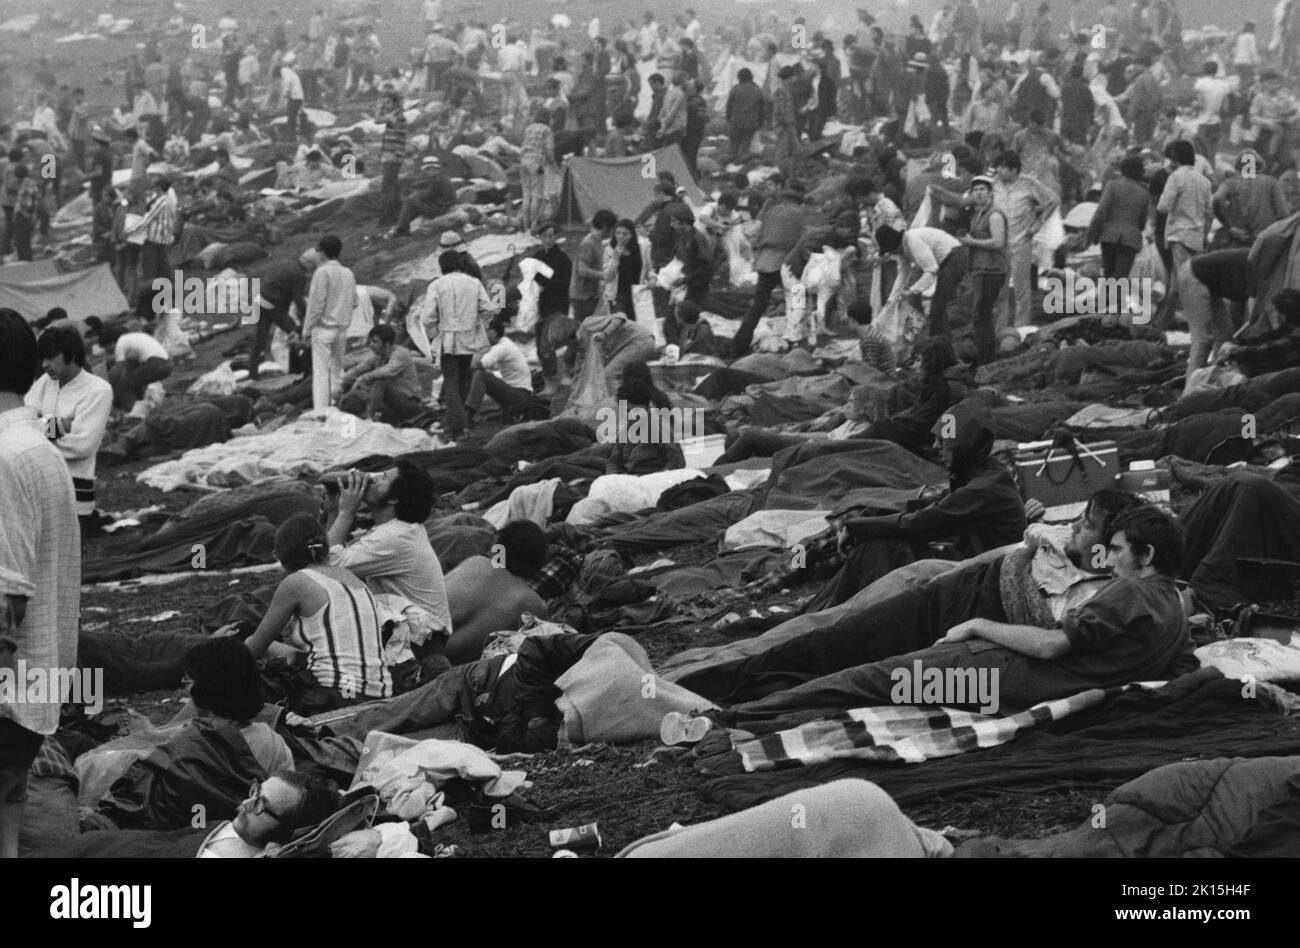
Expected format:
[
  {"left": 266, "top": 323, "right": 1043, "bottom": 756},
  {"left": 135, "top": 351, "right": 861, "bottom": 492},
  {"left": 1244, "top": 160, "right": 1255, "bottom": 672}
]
[
  {"left": 674, "top": 488, "right": 1145, "bottom": 702},
  {"left": 338, "top": 325, "right": 426, "bottom": 425},
  {"left": 444, "top": 520, "right": 550, "bottom": 664},
  {"left": 466, "top": 318, "right": 532, "bottom": 424},
  {"left": 675, "top": 300, "right": 716, "bottom": 357},
  {"left": 389, "top": 155, "right": 457, "bottom": 238},
  {"left": 700, "top": 505, "right": 1191, "bottom": 734},
  {"left": 326, "top": 462, "right": 451, "bottom": 665}
]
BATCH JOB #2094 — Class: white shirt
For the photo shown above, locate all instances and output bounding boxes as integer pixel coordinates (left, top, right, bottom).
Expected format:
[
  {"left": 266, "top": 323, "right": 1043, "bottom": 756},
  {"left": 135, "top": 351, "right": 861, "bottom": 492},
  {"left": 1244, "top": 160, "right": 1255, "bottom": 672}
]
[
  {"left": 899, "top": 227, "right": 961, "bottom": 295},
  {"left": 281, "top": 66, "right": 304, "bottom": 101},
  {"left": 481, "top": 338, "right": 532, "bottom": 390},
  {"left": 1194, "top": 75, "right": 1230, "bottom": 124},
  {"left": 24, "top": 370, "right": 113, "bottom": 511},
  {"left": 330, "top": 519, "right": 451, "bottom": 632},
  {"left": 1234, "top": 33, "right": 1260, "bottom": 67},
  {"left": 114, "top": 332, "right": 170, "bottom": 364},
  {"left": 638, "top": 23, "right": 659, "bottom": 57},
  {"left": 683, "top": 18, "right": 702, "bottom": 42},
  {"left": 499, "top": 41, "right": 529, "bottom": 73},
  {"left": 197, "top": 822, "right": 261, "bottom": 859}
]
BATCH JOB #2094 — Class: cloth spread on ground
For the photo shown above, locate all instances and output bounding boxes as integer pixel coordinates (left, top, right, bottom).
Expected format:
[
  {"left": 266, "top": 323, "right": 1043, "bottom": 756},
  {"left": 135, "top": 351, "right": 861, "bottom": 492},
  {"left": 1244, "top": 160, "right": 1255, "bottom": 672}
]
[
  {"left": 755, "top": 440, "right": 946, "bottom": 512},
  {"left": 722, "top": 510, "right": 831, "bottom": 551},
  {"left": 138, "top": 409, "right": 436, "bottom": 490}
]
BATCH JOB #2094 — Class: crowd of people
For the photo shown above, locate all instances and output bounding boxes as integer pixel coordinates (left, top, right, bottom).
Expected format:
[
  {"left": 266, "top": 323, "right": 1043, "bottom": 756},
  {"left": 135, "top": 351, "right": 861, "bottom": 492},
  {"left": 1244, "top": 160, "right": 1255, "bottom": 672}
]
[{"left": 3, "top": 0, "right": 1300, "bottom": 860}]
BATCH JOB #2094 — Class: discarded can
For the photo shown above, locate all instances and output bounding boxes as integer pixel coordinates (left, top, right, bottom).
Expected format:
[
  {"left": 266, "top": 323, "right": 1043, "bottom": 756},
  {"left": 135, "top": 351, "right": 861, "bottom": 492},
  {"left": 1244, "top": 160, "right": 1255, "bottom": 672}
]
[{"left": 548, "top": 823, "right": 602, "bottom": 851}]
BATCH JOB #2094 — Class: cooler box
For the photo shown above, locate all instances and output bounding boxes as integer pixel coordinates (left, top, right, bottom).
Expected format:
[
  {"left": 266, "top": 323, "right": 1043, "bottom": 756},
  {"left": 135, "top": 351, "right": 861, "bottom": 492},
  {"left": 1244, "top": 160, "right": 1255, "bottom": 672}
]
[
  {"left": 1016, "top": 438, "right": 1120, "bottom": 513},
  {"left": 1119, "top": 462, "right": 1172, "bottom": 505}
]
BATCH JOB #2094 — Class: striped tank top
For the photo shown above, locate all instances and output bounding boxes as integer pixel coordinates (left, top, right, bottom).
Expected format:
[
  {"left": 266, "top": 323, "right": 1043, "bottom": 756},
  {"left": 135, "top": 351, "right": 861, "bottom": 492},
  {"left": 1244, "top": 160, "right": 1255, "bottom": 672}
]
[{"left": 286, "top": 571, "right": 391, "bottom": 700}]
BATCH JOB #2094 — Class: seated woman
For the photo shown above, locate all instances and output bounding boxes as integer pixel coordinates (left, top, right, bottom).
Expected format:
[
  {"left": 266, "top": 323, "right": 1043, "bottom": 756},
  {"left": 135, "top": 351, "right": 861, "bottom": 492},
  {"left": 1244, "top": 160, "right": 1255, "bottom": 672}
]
[
  {"left": 854, "top": 336, "right": 970, "bottom": 459},
  {"left": 245, "top": 514, "right": 392, "bottom": 714},
  {"left": 564, "top": 310, "right": 656, "bottom": 395},
  {"left": 605, "top": 361, "right": 686, "bottom": 476}
]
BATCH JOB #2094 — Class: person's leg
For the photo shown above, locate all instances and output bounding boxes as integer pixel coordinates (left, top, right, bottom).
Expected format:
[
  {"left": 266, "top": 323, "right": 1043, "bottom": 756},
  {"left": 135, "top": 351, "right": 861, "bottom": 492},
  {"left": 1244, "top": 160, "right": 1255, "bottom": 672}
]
[
  {"left": 483, "top": 373, "right": 532, "bottom": 409},
  {"left": 1100, "top": 242, "right": 1117, "bottom": 279},
  {"left": 928, "top": 247, "right": 967, "bottom": 337},
  {"left": 0, "top": 719, "right": 46, "bottom": 858},
  {"left": 466, "top": 367, "right": 488, "bottom": 416},
  {"left": 1008, "top": 236, "right": 1034, "bottom": 328},
  {"left": 248, "top": 304, "right": 296, "bottom": 379},
  {"left": 13, "top": 215, "right": 32, "bottom": 262},
  {"left": 379, "top": 161, "right": 401, "bottom": 226},
  {"left": 715, "top": 428, "right": 808, "bottom": 464},
  {"left": 536, "top": 312, "right": 557, "bottom": 378},
  {"left": 440, "top": 353, "right": 468, "bottom": 435},
  {"left": 1, "top": 206, "right": 13, "bottom": 255},
  {"left": 1112, "top": 243, "right": 1138, "bottom": 280},
  {"left": 973, "top": 271, "right": 1005, "bottom": 365},
  {"left": 310, "top": 330, "right": 337, "bottom": 410},
  {"left": 374, "top": 379, "right": 425, "bottom": 425},
  {"left": 328, "top": 332, "right": 347, "bottom": 406},
  {"left": 327, "top": 659, "right": 489, "bottom": 740},
  {"left": 1181, "top": 260, "right": 1213, "bottom": 379}
]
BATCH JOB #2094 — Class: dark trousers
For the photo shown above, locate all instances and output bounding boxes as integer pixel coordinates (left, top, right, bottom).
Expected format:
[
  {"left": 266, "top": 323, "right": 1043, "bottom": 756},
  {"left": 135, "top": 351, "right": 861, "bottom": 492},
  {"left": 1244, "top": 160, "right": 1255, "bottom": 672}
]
[
  {"left": 467, "top": 369, "right": 532, "bottom": 416},
  {"left": 1, "top": 206, "right": 12, "bottom": 255},
  {"left": 379, "top": 161, "right": 402, "bottom": 226},
  {"left": 733, "top": 269, "right": 783, "bottom": 356},
  {"left": 716, "top": 429, "right": 807, "bottom": 465},
  {"left": 439, "top": 353, "right": 473, "bottom": 436},
  {"left": 571, "top": 296, "right": 601, "bottom": 321},
  {"left": 110, "top": 356, "right": 172, "bottom": 411},
  {"left": 286, "top": 98, "right": 303, "bottom": 139},
  {"left": 680, "top": 557, "right": 1006, "bottom": 703},
  {"left": 340, "top": 377, "right": 425, "bottom": 424},
  {"left": 394, "top": 195, "right": 447, "bottom": 236},
  {"left": 729, "top": 124, "right": 758, "bottom": 160},
  {"left": 927, "top": 246, "right": 969, "bottom": 337},
  {"left": 972, "top": 270, "right": 1006, "bottom": 366},
  {"left": 248, "top": 303, "right": 299, "bottom": 379},
  {"left": 536, "top": 310, "right": 562, "bottom": 378},
  {"left": 12, "top": 213, "right": 34, "bottom": 261},
  {"left": 136, "top": 241, "right": 171, "bottom": 317},
  {"left": 803, "top": 537, "right": 940, "bottom": 614},
  {"left": 1100, "top": 242, "right": 1138, "bottom": 279}
]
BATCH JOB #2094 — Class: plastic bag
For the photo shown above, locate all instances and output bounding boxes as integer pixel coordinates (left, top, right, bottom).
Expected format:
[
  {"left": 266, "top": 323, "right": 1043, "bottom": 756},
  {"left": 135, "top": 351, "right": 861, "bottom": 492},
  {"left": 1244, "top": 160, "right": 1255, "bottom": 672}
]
[
  {"left": 563, "top": 337, "right": 612, "bottom": 424},
  {"left": 631, "top": 284, "right": 656, "bottom": 333},
  {"left": 874, "top": 296, "right": 926, "bottom": 364},
  {"left": 348, "top": 286, "right": 375, "bottom": 339},
  {"left": 187, "top": 362, "right": 239, "bottom": 397},
  {"left": 910, "top": 189, "right": 933, "bottom": 229},
  {"left": 153, "top": 310, "right": 194, "bottom": 360},
  {"left": 1184, "top": 364, "right": 1245, "bottom": 397},
  {"left": 723, "top": 226, "right": 757, "bottom": 287},
  {"left": 656, "top": 258, "right": 684, "bottom": 290},
  {"left": 1032, "top": 209, "right": 1066, "bottom": 270}
]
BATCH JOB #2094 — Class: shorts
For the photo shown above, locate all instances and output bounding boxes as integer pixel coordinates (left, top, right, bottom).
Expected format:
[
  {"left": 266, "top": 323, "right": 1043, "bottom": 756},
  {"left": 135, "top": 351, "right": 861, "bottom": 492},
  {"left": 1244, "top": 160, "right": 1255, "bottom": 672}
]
[{"left": 0, "top": 717, "right": 44, "bottom": 804}]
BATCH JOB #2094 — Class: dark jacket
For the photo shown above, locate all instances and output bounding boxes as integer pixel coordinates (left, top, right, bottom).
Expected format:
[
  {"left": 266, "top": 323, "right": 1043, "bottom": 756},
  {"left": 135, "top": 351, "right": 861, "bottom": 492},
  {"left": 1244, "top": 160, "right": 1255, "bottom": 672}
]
[
  {"left": 726, "top": 81, "right": 766, "bottom": 130},
  {"left": 1089, "top": 177, "right": 1152, "bottom": 249},
  {"left": 532, "top": 244, "right": 573, "bottom": 317}
]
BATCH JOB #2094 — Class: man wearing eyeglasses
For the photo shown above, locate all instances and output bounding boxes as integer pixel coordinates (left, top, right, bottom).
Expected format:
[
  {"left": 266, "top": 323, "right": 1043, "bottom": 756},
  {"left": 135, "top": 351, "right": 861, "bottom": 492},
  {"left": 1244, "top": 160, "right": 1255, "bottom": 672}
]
[{"left": 197, "top": 773, "right": 337, "bottom": 858}]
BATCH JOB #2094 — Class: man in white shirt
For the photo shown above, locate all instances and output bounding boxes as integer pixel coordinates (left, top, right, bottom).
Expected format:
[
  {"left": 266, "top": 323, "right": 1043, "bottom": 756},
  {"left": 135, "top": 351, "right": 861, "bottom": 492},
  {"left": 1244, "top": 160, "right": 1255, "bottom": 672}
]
[
  {"left": 682, "top": 9, "right": 702, "bottom": 42},
  {"left": 326, "top": 461, "right": 452, "bottom": 666},
  {"left": 1193, "top": 61, "right": 1232, "bottom": 161},
  {"left": 467, "top": 319, "right": 533, "bottom": 423},
  {"left": 638, "top": 13, "right": 660, "bottom": 61},
  {"left": 281, "top": 54, "right": 305, "bottom": 139},
  {"left": 302, "top": 235, "right": 358, "bottom": 410},
  {"left": 0, "top": 312, "right": 80, "bottom": 860},
  {"left": 26, "top": 327, "right": 112, "bottom": 530},
  {"left": 877, "top": 223, "right": 970, "bottom": 338},
  {"left": 98, "top": 326, "right": 172, "bottom": 413},
  {"left": 498, "top": 36, "right": 531, "bottom": 128},
  {"left": 1233, "top": 21, "right": 1260, "bottom": 90}
]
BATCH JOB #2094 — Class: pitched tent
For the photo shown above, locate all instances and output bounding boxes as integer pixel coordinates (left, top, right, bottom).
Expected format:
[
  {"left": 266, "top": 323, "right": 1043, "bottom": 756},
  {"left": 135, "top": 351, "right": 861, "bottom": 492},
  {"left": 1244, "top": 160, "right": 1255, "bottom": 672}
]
[
  {"left": 0, "top": 260, "right": 130, "bottom": 321},
  {"left": 556, "top": 145, "right": 704, "bottom": 225}
]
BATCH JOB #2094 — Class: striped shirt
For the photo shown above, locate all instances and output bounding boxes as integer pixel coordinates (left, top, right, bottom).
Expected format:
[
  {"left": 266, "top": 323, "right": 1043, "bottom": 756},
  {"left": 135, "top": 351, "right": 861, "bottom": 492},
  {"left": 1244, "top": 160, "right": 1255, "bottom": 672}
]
[
  {"left": 285, "top": 570, "right": 391, "bottom": 699},
  {"left": 137, "top": 188, "right": 179, "bottom": 245},
  {"left": 380, "top": 108, "right": 408, "bottom": 163},
  {"left": 0, "top": 408, "right": 81, "bottom": 735},
  {"left": 519, "top": 122, "right": 555, "bottom": 174},
  {"left": 857, "top": 324, "right": 897, "bottom": 373}
]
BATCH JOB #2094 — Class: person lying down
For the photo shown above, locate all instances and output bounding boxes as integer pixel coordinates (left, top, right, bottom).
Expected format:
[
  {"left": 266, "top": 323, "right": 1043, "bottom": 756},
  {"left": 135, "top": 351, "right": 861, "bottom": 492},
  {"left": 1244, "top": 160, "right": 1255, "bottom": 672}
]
[{"left": 661, "top": 504, "right": 1192, "bottom": 738}]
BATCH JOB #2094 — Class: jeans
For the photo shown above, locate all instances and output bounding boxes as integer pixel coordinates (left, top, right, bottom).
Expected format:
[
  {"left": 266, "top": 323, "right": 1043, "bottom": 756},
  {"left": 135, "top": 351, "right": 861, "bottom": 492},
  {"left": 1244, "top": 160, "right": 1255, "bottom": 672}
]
[
  {"left": 12, "top": 213, "right": 33, "bottom": 261},
  {"left": 248, "top": 303, "right": 299, "bottom": 379},
  {"left": 1100, "top": 242, "right": 1138, "bottom": 279},
  {"left": 340, "top": 376, "right": 425, "bottom": 424},
  {"left": 1181, "top": 260, "right": 1241, "bottom": 380},
  {"left": 1003, "top": 236, "right": 1035, "bottom": 330},
  {"left": 286, "top": 98, "right": 303, "bottom": 139},
  {"left": 467, "top": 370, "right": 532, "bottom": 415},
  {"left": 379, "top": 161, "right": 401, "bottom": 226},
  {"left": 440, "top": 353, "right": 474, "bottom": 436},
  {"left": 732, "top": 269, "right": 783, "bottom": 357},
  {"left": 928, "top": 246, "right": 969, "bottom": 337},
  {"left": 310, "top": 328, "right": 346, "bottom": 410},
  {"left": 137, "top": 240, "right": 171, "bottom": 317},
  {"left": 971, "top": 271, "right": 1006, "bottom": 365},
  {"left": 394, "top": 195, "right": 449, "bottom": 236}
]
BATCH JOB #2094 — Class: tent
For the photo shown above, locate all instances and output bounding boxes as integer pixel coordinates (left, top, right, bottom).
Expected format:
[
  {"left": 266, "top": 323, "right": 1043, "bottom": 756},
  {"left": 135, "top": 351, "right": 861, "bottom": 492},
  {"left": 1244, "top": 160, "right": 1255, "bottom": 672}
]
[
  {"left": 0, "top": 260, "right": 130, "bottom": 321},
  {"left": 556, "top": 145, "right": 704, "bottom": 225}
]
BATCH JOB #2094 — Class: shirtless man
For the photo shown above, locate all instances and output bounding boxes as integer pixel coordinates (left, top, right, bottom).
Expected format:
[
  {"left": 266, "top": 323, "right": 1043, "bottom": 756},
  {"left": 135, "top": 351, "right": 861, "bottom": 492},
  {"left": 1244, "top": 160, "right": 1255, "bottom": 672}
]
[{"left": 444, "top": 520, "right": 549, "bottom": 664}]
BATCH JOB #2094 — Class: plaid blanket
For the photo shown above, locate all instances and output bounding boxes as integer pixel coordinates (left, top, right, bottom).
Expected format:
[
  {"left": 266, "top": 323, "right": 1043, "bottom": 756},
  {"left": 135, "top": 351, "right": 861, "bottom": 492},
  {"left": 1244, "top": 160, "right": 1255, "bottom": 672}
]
[{"left": 733, "top": 683, "right": 1150, "bottom": 772}]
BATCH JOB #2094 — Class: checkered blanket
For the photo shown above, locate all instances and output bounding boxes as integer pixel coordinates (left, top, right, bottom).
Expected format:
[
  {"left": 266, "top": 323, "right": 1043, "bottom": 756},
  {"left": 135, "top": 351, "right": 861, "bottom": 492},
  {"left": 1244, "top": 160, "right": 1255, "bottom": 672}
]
[{"left": 733, "top": 684, "right": 1149, "bottom": 772}]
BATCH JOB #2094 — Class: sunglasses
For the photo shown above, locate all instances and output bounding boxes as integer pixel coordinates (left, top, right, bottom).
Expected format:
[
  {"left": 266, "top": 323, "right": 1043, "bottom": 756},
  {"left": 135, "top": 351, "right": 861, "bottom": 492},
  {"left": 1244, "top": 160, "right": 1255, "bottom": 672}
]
[{"left": 247, "top": 780, "right": 288, "bottom": 822}]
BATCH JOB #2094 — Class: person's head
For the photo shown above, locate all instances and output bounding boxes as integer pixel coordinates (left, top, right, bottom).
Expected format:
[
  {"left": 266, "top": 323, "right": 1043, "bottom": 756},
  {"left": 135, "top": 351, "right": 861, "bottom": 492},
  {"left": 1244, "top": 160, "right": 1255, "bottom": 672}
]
[
  {"left": 535, "top": 221, "right": 558, "bottom": 248},
  {"left": 1242, "top": 20, "right": 1255, "bottom": 33},
  {"left": 1119, "top": 154, "right": 1146, "bottom": 181},
  {"left": 0, "top": 309, "right": 39, "bottom": 398},
  {"left": 969, "top": 174, "right": 995, "bottom": 206},
  {"left": 591, "top": 208, "right": 617, "bottom": 235},
  {"left": 613, "top": 218, "right": 637, "bottom": 246},
  {"left": 993, "top": 150, "right": 1022, "bottom": 181},
  {"left": 317, "top": 234, "right": 342, "bottom": 260},
  {"left": 421, "top": 155, "right": 442, "bottom": 176},
  {"left": 274, "top": 513, "right": 330, "bottom": 572},
  {"left": 1273, "top": 287, "right": 1300, "bottom": 326},
  {"left": 486, "top": 317, "right": 509, "bottom": 344},
  {"left": 737, "top": 67, "right": 754, "bottom": 83},
  {"left": 874, "top": 224, "right": 903, "bottom": 255},
  {"left": 1202, "top": 60, "right": 1218, "bottom": 77},
  {"left": 670, "top": 206, "right": 695, "bottom": 232},
  {"left": 844, "top": 175, "right": 879, "bottom": 203},
  {"left": 232, "top": 772, "right": 340, "bottom": 848},
  {"left": 1028, "top": 109, "right": 1045, "bottom": 128},
  {"left": 648, "top": 72, "right": 665, "bottom": 88},
  {"left": 1105, "top": 505, "right": 1183, "bottom": 579},
  {"left": 1067, "top": 489, "right": 1145, "bottom": 567},
  {"left": 13, "top": 164, "right": 28, "bottom": 182},
  {"left": 374, "top": 459, "right": 435, "bottom": 523},
  {"left": 615, "top": 359, "right": 661, "bottom": 407},
  {"left": 1164, "top": 138, "right": 1195, "bottom": 168},
  {"left": 184, "top": 637, "right": 264, "bottom": 722},
  {"left": 918, "top": 336, "right": 959, "bottom": 380},
  {"left": 366, "top": 324, "right": 396, "bottom": 360},
  {"left": 36, "top": 326, "right": 86, "bottom": 383},
  {"left": 495, "top": 520, "right": 548, "bottom": 579}
]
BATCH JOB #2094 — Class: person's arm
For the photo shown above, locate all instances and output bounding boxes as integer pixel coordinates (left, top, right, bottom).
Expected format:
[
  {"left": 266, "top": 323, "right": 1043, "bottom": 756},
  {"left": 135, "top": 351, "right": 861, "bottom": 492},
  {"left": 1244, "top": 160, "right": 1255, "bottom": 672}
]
[
  {"left": 1156, "top": 172, "right": 1179, "bottom": 215},
  {"left": 576, "top": 243, "right": 605, "bottom": 280},
  {"left": 904, "top": 232, "right": 940, "bottom": 293},
  {"left": 845, "top": 480, "right": 1001, "bottom": 543},
  {"left": 1028, "top": 178, "right": 1059, "bottom": 232},
  {"left": 343, "top": 353, "right": 379, "bottom": 387},
  {"left": 362, "top": 346, "right": 413, "bottom": 382},
  {"left": 245, "top": 575, "right": 306, "bottom": 658},
  {"left": 477, "top": 280, "right": 500, "bottom": 316},
  {"left": 940, "top": 617, "right": 1072, "bottom": 659},
  {"left": 1087, "top": 183, "right": 1114, "bottom": 246},
  {"left": 325, "top": 472, "right": 367, "bottom": 549},
  {"left": 1211, "top": 179, "right": 1232, "bottom": 228},
  {"left": 302, "top": 268, "right": 326, "bottom": 336},
  {"left": 52, "top": 382, "right": 113, "bottom": 462}
]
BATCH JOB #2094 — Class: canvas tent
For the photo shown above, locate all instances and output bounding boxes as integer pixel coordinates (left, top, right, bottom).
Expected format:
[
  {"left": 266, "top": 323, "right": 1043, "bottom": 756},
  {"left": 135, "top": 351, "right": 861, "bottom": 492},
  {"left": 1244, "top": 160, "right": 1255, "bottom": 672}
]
[
  {"left": 556, "top": 145, "right": 704, "bottom": 225},
  {"left": 0, "top": 260, "right": 130, "bottom": 321}
]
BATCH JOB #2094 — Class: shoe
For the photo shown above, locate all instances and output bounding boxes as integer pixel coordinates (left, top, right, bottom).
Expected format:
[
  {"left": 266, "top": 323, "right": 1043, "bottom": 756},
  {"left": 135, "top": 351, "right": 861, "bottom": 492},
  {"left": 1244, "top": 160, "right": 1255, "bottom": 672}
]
[{"left": 660, "top": 711, "right": 712, "bottom": 746}]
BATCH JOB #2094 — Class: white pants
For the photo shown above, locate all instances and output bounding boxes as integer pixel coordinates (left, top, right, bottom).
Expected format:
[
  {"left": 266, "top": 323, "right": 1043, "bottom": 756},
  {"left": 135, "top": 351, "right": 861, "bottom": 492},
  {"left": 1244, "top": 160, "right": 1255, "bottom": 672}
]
[{"left": 311, "top": 328, "right": 346, "bottom": 410}]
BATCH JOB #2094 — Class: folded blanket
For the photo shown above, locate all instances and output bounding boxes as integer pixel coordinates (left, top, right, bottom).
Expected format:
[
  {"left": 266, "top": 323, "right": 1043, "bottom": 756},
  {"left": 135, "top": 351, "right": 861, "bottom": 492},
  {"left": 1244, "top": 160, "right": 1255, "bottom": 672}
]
[{"left": 999, "top": 545, "right": 1055, "bottom": 628}]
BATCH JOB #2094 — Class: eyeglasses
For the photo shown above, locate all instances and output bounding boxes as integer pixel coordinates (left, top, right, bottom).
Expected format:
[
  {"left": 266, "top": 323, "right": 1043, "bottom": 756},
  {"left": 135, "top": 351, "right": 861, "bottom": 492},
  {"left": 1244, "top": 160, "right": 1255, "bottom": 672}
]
[{"left": 247, "top": 780, "right": 288, "bottom": 821}]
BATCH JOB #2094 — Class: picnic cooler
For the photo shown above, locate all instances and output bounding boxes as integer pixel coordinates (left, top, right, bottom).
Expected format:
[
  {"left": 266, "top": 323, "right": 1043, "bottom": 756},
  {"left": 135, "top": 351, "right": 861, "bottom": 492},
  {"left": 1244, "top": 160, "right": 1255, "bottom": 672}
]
[{"left": 1016, "top": 436, "right": 1119, "bottom": 509}]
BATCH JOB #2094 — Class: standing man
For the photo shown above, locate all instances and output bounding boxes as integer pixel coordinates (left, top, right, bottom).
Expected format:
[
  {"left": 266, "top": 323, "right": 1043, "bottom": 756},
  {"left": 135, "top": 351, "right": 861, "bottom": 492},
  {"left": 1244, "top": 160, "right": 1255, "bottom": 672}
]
[
  {"left": 657, "top": 72, "right": 688, "bottom": 149},
  {"left": 993, "top": 150, "right": 1058, "bottom": 335},
  {"left": 960, "top": 175, "right": 1009, "bottom": 365},
  {"left": 498, "top": 34, "right": 531, "bottom": 130},
  {"left": 725, "top": 67, "right": 766, "bottom": 162},
  {"left": 0, "top": 311, "right": 80, "bottom": 859},
  {"left": 1192, "top": 61, "right": 1230, "bottom": 162},
  {"left": 733, "top": 186, "right": 807, "bottom": 357},
  {"left": 1156, "top": 139, "right": 1213, "bottom": 302},
  {"left": 88, "top": 128, "right": 114, "bottom": 207},
  {"left": 26, "top": 327, "right": 113, "bottom": 533},
  {"left": 125, "top": 175, "right": 178, "bottom": 318},
  {"left": 530, "top": 222, "right": 572, "bottom": 381},
  {"left": 66, "top": 88, "right": 89, "bottom": 173},
  {"left": 570, "top": 209, "right": 618, "bottom": 321},
  {"left": 302, "top": 235, "right": 358, "bottom": 411},
  {"left": 376, "top": 89, "right": 408, "bottom": 228},
  {"left": 281, "top": 53, "right": 305, "bottom": 141}
]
